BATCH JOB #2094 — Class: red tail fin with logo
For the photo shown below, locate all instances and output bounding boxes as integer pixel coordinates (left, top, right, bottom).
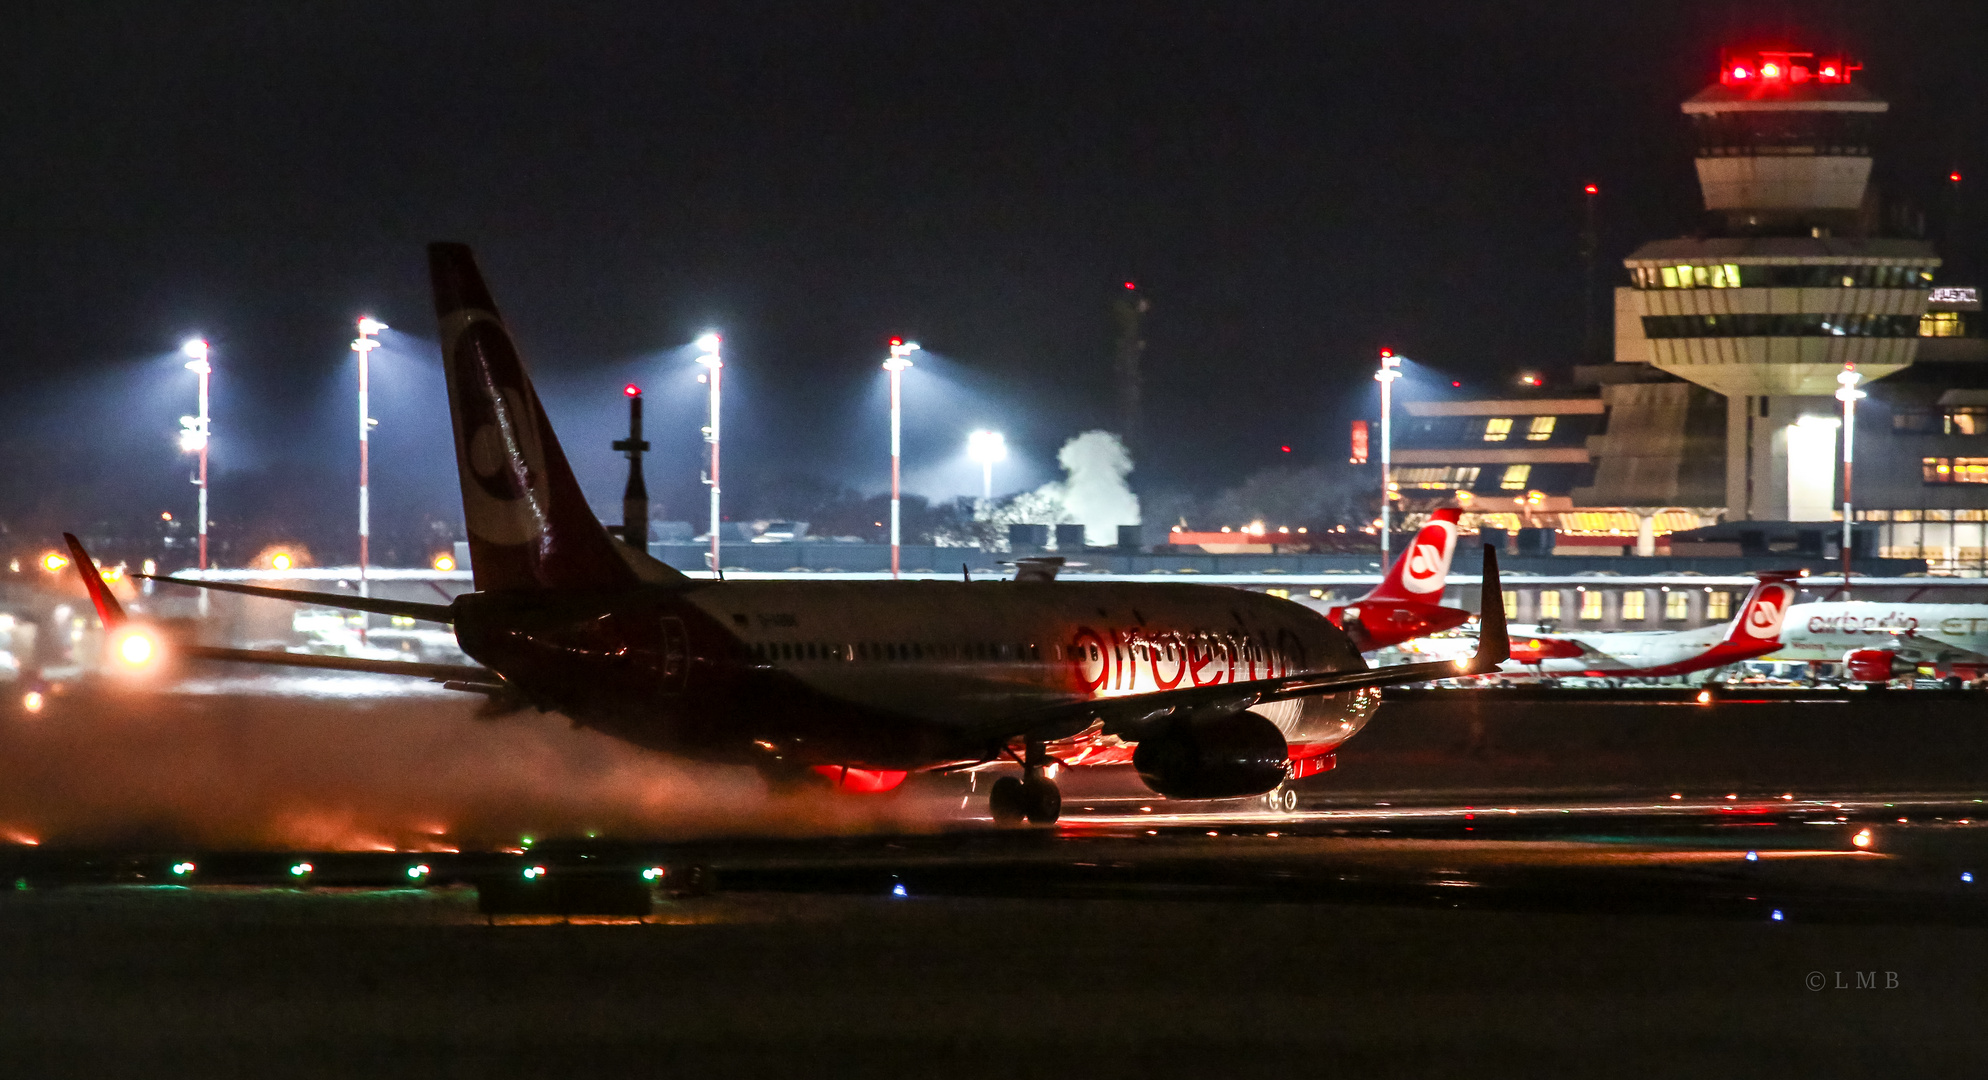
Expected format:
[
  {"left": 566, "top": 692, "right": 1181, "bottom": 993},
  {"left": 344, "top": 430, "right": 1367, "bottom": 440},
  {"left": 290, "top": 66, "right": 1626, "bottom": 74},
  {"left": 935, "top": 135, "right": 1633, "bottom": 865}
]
[
  {"left": 430, "top": 243, "right": 639, "bottom": 592},
  {"left": 1366, "top": 508, "right": 1463, "bottom": 603},
  {"left": 1721, "top": 573, "right": 1799, "bottom": 647}
]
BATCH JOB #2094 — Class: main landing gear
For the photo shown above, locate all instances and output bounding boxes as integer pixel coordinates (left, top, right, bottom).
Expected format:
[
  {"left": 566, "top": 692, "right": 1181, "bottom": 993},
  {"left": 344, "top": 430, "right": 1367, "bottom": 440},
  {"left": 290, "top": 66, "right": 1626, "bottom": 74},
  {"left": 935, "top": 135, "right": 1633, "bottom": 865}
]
[{"left": 989, "top": 738, "right": 1061, "bottom": 826}]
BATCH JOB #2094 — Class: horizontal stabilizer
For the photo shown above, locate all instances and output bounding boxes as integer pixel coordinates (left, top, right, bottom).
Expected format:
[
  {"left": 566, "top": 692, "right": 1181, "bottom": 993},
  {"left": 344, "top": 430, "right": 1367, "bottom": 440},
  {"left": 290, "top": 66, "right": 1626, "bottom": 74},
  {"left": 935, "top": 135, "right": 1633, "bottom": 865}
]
[{"left": 138, "top": 574, "right": 455, "bottom": 624}]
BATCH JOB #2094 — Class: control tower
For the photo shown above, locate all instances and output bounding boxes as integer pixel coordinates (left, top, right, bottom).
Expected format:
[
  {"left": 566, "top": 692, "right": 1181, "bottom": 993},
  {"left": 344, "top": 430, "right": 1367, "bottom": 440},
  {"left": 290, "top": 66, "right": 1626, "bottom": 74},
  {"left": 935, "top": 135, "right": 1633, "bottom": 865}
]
[{"left": 1615, "top": 49, "right": 1939, "bottom": 521}]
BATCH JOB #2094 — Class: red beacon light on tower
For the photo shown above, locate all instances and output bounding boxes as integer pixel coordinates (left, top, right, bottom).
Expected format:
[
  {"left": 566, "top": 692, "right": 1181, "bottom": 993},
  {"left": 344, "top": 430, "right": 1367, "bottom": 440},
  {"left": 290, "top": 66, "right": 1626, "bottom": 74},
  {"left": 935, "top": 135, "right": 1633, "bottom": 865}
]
[
  {"left": 623, "top": 383, "right": 641, "bottom": 397},
  {"left": 1721, "top": 50, "right": 1855, "bottom": 88}
]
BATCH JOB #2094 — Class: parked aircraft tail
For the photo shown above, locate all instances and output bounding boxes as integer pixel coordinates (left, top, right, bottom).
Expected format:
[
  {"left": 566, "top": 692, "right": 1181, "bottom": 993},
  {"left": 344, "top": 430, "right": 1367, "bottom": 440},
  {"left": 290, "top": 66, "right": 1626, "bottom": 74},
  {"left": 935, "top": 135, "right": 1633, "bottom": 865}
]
[{"left": 1366, "top": 508, "right": 1463, "bottom": 602}]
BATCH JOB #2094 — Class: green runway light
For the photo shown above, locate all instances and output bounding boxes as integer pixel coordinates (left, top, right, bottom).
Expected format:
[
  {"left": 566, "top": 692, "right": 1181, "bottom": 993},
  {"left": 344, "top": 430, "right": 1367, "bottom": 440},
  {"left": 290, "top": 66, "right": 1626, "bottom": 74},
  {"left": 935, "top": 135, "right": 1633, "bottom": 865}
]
[
  {"left": 521, "top": 836, "right": 535, "bottom": 848},
  {"left": 641, "top": 867, "right": 664, "bottom": 881},
  {"left": 406, "top": 864, "right": 430, "bottom": 880},
  {"left": 171, "top": 861, "right": 196, "bottom": 877},
  {"left": 289, "top": 862, "right": 313, "bottom": 878},
  {"left": 523, "top": 865, "right": 545, "bottom": 880}
]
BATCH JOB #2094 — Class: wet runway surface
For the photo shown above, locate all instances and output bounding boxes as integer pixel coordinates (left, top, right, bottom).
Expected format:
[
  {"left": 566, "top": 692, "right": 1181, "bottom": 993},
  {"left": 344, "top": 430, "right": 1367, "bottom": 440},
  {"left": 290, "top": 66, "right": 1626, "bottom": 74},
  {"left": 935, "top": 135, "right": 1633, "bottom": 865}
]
[{"left": 5, "top": 685, "right": 1988, "bottom": 1074}]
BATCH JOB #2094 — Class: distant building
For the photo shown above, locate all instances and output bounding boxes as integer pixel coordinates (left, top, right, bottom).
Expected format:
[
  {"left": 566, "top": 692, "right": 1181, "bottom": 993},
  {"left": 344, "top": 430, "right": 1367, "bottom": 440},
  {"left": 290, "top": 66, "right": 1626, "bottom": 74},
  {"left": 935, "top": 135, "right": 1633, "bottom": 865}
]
[{"left": 1392, "top": 48, "right": 1988, "bottom": 572}]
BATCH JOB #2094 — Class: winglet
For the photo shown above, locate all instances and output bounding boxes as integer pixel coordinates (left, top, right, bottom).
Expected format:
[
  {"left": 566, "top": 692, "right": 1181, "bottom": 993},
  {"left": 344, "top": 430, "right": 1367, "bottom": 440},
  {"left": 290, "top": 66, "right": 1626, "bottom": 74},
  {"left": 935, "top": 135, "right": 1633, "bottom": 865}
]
[
  {"left": 1460, "top": 544, "right": 1507, "bottom": 675},
  {"left": 61, "top": 533, "right": 126, "bottom": 628}
]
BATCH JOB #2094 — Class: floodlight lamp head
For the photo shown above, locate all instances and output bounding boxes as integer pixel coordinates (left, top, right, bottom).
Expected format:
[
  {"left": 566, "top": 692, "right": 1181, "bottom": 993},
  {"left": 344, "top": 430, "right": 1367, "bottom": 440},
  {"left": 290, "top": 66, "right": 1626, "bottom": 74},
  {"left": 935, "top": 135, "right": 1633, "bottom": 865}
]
[
  {"left": 967, "top": 429, "right": 1008, "bottom": 464},
  {"left": 181, "top": 339, "right": 209, "bottom": 362},
  {"left": 357, "top": 317, "right": 387, "bottom": 336},
  {"left": 695, "top": 332, "right": 722, "bottom": 353}
]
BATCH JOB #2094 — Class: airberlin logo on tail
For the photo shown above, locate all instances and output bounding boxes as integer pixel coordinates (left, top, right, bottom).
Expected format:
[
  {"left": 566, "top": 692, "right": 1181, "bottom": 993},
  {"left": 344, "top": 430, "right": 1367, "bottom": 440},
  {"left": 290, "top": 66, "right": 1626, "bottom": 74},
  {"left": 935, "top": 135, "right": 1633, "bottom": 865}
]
[
  {"left": 447, "top": 315, "right": 552, "bottom": 547},
  {"left": 1397, "top": 521, "right": 1458, "bottom": 595},
  {"left": 1740, "top": 583, "right": 1795, "bottom": 640}
]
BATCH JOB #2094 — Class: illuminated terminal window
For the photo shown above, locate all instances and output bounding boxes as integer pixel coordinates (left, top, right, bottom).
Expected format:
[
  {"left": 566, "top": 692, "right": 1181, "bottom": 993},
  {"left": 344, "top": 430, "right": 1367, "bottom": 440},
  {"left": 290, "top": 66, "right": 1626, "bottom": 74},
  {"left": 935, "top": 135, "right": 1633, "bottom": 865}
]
[
  {"left": 1499, "top": 464, "right": 1532, "bottom": 490},
  {"left": 1950, "top": 409, "right": 1988, "bottom": 435},
  {"left": 1707, "top": 591, "right": 1731, "bottom": 620},
  {"left": 1621, "top": 591, "right": 1647, "bottom": 621},
  {"left": 1502, "top": 590, "right": 1519, "bottom": 618},
  {"left": 1921, "top": 312, "right": 1966, "bottom": 338},
  {"left": 1643, "top": 314, "right": 1920, "bottom": 338},
  {"left": 1526, "top": 416, "right": 1557, "bottom": 441},
  {"left": 1390, "top": 466, "right": 1481, "bottom": 490},
  {"left": 1924, "top": 458, "right": 1988, "bottom": 484},
  {"left": 1579, "top": 591, "right": 1603, "bottom": 620},
  {"left": 1664, "top": 591, "right": 1690, "bottom": 620},
  {"left": 1634, "top": 265, "right": 1933, "bottom": 290},
  {"left": 1538, "top": 590, "right": 1562, "bottom": 620},
  {"left": 1482, "top": 418, "right": 1513, "bottom": 442}
]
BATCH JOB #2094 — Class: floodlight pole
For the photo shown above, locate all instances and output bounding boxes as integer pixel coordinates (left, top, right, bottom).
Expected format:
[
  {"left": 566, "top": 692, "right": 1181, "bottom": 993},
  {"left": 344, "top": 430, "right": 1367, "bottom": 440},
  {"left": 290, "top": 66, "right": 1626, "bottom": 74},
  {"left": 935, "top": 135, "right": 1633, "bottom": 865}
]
[
  {"left": 696, "top": 334, "right": 724, "bottom": 578},
  {"left": 1837, "top": 364, "right": 1865, "bottom": 591},
  {"left": 352, "top": 318, "right": 385, "bottom": 600},
  {"left": 884, "top": 339, "right": 920, "bottom": 579},
  {"left": 181, "top": 341, "right": 212, "bottom": 572},
  {"left": 1376, "top": 350, "right": 1404, "bottom": 565}
]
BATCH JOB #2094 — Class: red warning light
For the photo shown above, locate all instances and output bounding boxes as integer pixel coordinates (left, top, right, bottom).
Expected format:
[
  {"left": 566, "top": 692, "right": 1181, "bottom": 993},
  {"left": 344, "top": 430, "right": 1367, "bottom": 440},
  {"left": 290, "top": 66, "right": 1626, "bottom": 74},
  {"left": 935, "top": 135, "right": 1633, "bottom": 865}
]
[
  {"left": 1584, "top": 183, "right": 1598, "bottom": 195},
  {"left": 1123, "top": 281, "right": 1136, "bottom": 290},
  {"left": 623, "top": 383, "right": 640, "bottom": 397},
  {"left": 889, "top": 337, "right": 902, "bottom": 346},
  {"left": 1379, "top": 348, "right": 1393, "bottom": 358},
  {"left": 1452, "top": 381, "right": 1462, "bottom": 388},
  {"left": 1952, "top": 171, "right": 1964, "bottom": 184},
  {"left": 1760, "top": 62, "right": 1781, "bottom": 80},
  {"left": 1730, "top": 65, "right": 1752, "bottom": 81},
  {"left": 1280, "top": 445, "right": 1292, "bottom": 453}
]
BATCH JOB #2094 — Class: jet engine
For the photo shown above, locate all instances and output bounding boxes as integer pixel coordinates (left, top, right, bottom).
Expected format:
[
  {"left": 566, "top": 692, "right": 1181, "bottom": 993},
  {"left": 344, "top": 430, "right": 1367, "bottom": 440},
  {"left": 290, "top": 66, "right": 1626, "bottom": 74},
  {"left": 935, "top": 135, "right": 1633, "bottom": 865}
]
[
  {"left": 1843, "top": 649, "right": 1914, "bottom": 685},
  {"left": 1132, "top": 709, "right": 1289, "bottom": 799}
]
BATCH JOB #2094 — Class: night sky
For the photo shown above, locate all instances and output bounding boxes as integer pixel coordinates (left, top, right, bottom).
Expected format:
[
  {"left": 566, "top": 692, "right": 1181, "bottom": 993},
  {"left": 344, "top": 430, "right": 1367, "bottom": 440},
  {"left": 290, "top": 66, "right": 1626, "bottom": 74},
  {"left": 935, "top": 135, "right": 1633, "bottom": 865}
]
[{"left": 5, "top": 2, "right": 1985, "bottom": 563}]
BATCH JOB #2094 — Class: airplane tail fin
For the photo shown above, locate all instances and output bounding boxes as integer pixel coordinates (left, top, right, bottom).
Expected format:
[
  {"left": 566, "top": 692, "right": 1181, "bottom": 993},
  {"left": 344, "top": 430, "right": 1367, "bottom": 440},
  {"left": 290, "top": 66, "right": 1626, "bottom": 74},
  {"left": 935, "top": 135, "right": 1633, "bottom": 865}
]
[
  {"left": 1366, "top": 507, "right": 1462, "bottom": 602},
  {"left": 429, "top": 243, "right": 647, "bottom": 592},
  {"left": 1721, "top": 572, "right": 1800, "bottom": 646}
]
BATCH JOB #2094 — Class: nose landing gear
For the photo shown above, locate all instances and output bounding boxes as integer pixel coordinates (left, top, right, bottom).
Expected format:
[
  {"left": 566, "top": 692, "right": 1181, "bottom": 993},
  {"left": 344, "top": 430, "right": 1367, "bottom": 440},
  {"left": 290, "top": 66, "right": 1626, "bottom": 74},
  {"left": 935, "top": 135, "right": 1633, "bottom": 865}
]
[{"left": 989, "top": 738, "right": 1062, "bottom": 825}]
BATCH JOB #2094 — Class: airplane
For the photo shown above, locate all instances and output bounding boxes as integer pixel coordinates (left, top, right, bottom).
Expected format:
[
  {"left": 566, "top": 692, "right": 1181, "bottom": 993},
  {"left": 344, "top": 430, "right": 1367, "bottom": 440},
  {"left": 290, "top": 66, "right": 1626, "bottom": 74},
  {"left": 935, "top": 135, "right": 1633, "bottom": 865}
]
[
  {"left": 1768, "top": 601, "right": 1988, "bottom": 688},
  {"left": 1495, "top": 573, "right": 1799, "bottom": 681},
  {"left": 66, "top": 242, "right": 1509, "bottom": 826},
  {"left": 1314, "top": 507, "right": 1472, "bottom": 652}
]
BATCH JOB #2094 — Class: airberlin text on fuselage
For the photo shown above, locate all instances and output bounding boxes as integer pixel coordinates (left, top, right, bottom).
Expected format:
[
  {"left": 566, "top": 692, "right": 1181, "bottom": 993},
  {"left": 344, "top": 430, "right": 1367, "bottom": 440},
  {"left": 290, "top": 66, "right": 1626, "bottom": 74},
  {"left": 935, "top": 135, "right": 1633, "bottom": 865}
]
[
  {"left": 1069, "top": 625, "right": 1306, "bottom": 693},
  {"left": 1805, "top": 611, "right": 1988, "bottom": 637}
]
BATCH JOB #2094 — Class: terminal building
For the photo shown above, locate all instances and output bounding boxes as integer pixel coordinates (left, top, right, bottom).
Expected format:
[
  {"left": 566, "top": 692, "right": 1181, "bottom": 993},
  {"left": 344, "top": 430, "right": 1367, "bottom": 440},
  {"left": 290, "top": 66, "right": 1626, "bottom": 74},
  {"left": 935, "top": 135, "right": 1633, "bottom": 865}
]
[{"left": 1394, "top": 48, "right": 1988, "bottom": 574}]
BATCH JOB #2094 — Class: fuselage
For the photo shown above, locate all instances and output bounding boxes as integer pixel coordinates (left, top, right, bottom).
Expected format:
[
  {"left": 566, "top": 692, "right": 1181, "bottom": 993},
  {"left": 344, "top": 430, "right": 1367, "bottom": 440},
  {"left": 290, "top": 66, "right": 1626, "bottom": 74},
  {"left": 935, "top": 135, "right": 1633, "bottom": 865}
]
[
  {"left": 452, "top": 580, "right": 1380, "bottom": 773},
  {"left": 1769, "top": 602, "right": 1988, "bottom": 674},
  {"left": 1500, "top": 622, "right": 1770, "bottom": 678}
]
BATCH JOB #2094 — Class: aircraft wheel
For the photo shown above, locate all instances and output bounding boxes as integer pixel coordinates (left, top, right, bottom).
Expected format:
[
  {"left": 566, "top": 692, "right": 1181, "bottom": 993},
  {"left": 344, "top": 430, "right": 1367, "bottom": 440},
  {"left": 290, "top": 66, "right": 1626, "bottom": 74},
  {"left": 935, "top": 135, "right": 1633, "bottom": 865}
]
[
  {"left": 989, "top": 776, "right": 1028, "bottom": 825},
  {"left": 1022, "top": 780, "right": 1061, "bottom": 825},
  {"left": 1276, "top": 786, "right": 1300, "bottom": 813}
]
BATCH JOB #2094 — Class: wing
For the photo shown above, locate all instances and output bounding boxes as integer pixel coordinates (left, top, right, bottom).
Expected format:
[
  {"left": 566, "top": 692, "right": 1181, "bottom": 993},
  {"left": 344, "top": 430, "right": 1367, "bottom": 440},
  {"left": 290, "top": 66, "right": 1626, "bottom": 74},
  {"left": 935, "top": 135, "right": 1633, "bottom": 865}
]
[
  {"left": 136, "top": 573, "right": 454, "bottom": 624},
  {"left": 1008, "top": 545, "right": 1508, "bottom": 740},
  {"left": 64, "top": 534, "right": 501, "bottom": 690}
]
